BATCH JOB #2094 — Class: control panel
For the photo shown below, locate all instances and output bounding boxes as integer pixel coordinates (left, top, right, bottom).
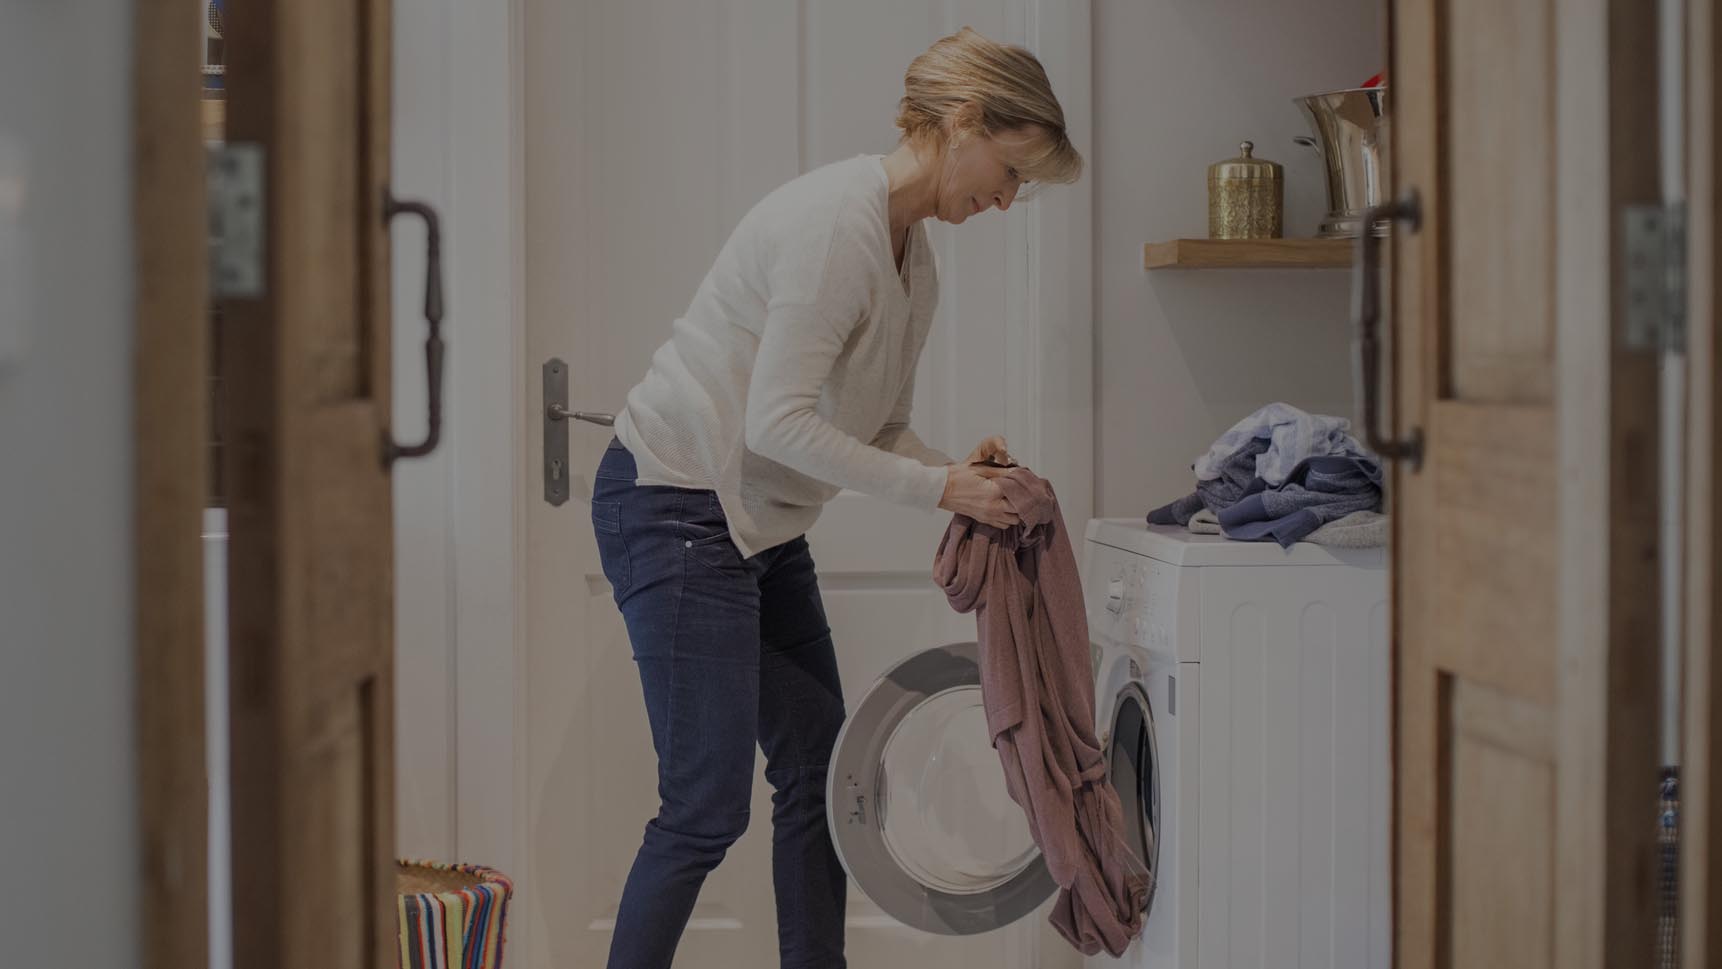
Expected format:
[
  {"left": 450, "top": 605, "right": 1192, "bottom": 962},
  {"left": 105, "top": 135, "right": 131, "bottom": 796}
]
[{"left": 1083, "top": 541, "right": 1184, "bottom": 660}]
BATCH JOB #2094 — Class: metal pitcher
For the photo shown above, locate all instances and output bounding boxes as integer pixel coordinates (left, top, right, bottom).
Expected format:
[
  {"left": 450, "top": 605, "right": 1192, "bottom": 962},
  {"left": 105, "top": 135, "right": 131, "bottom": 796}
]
[{"left": 1293, "top": 86, "right": 1389, "bottom": 238}]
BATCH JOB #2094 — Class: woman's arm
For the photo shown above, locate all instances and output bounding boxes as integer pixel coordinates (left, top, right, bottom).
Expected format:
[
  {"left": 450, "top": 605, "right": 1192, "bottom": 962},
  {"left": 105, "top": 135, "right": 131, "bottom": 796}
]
[
  {"left": 870, "top": 366, "right": 955, "bottom": 467},
  {"left": 745, "top": 300, "right": 949, "bottom": 510}
]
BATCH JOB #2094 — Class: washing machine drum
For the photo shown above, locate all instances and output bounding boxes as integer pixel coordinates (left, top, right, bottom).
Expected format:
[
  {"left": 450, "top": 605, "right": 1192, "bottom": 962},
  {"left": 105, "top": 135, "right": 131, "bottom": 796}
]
[
  {"left": 826, "top": 642, "right": 1056, "bottom": 935},
  {"left": 1104, "top": 680, "right": 1160, "bottom": 918}
]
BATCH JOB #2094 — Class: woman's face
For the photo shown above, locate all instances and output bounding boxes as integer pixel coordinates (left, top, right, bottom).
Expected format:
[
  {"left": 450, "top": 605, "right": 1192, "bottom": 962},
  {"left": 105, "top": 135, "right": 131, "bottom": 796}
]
[{"left": 935, "top": 125, "right": 1047, "bottom": 225}]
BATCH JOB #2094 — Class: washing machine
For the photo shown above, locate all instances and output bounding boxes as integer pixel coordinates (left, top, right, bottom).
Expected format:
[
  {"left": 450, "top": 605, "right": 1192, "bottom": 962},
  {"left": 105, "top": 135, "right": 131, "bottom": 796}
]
[
  {"left": 1085, "top": 519, "right": 1391, "bottom": 969},
  {"left": 825, "top": 519, "right": 1390, "bottom": 969}
]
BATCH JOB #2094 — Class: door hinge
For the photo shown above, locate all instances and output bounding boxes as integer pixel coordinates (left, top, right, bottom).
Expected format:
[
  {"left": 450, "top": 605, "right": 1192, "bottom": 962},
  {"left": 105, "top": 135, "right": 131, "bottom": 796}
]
[
  {"left": 206, "top": 143, "right": 265, "bottom": 298},
  {"left": 1624, "top": 202, "right": 1686, "bottom": 353}
]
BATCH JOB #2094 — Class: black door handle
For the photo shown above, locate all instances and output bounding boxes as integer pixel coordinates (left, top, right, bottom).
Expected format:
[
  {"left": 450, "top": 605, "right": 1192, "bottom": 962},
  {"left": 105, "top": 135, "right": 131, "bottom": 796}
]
[
  {"left": 381, "top": 191, "right": 444, "bottom": 466},
  {"left": 1353, "top": 191, "right": 1425, "bottom": 470}
]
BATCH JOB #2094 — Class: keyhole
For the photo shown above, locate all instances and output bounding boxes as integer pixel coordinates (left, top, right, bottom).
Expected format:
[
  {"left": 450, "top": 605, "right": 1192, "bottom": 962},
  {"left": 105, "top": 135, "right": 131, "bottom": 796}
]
[{"left": 551, "top": 458, "right": 563, "bottom": 482}]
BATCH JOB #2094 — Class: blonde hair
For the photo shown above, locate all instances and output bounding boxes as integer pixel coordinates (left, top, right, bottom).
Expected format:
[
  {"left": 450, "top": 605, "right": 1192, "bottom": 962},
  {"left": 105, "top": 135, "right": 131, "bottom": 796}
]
[{"left": 896, "top": 27, "right": 1083, "bottom": 188}]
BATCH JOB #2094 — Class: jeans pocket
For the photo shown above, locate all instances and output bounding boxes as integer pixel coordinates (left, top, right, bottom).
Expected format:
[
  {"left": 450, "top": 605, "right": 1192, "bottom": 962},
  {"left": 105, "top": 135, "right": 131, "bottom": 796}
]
[
  {"left": 592, "top": 499, "right": 631, "bottom": 594},
  {"left": 680, "top": 494, "right": 743, "bottom": 573}
]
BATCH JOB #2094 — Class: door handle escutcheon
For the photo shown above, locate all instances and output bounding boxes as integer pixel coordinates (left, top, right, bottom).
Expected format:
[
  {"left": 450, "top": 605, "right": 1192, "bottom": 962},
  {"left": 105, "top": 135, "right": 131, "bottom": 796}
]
[{"left": 543, "top": 357, "right": 615, "bottom": 507}]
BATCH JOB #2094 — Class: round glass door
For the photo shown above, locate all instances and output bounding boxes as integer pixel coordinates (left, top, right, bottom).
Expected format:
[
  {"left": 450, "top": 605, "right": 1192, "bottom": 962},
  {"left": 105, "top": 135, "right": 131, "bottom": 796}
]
[
  {"left": 877, "top": 685, "right": 1040, "bottom": 893},
  {"left": 827, "top": 642, "right": 1056, "bottom": 935},
  {"left": 1105, "top": 681, "right": 1159, "bottom": 917}
]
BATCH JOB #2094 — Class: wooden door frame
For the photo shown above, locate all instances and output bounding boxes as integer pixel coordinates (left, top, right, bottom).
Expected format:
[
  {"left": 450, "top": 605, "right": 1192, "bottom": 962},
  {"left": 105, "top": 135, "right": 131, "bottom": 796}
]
[
  {"left": 1685, "top": 0, "right": 1722, "bottom": 964},
  {"left": 1551, "top": 4, "right": 1664, "bottom": 967},
  {"left": 133, "top": 1, "right": 210, "bottom": 968}
]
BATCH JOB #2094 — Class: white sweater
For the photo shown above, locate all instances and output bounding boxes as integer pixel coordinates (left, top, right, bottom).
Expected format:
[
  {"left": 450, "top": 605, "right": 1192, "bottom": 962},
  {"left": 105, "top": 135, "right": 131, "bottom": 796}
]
[{"left": 613, "top": 155, "right": 954, "bottom": 558}]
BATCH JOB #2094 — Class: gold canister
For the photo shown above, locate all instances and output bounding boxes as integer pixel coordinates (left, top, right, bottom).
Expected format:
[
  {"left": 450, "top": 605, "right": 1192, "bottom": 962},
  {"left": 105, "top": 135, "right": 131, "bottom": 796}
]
[{"left": 1207, "top": 141, "right": 1284, "bottom": 239}]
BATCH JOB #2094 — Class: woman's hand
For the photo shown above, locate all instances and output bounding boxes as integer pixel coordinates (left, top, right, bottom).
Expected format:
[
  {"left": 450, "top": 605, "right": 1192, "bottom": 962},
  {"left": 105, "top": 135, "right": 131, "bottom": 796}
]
[
  {"left": 940, "top": 464, "right": 1020, "bottom": 528},
  {"left": 963, "top": 435, "right": 1013, "bottom": 469}
]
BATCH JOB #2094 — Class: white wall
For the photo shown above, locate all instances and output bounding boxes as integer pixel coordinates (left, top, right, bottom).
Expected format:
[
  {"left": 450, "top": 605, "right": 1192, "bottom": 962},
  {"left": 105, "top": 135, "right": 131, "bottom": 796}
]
[
  {"left": 391, "top": 0, "right": 461, "bottom": 864},
  {"left": 1092, "top": 0, "right": 1383, "bottom": 516},
  {"left": 0, "top": 0, "right": 141, "bottom": 964},
  {"left": 391, "top": 0, "right": 523, "bottom": 873}
]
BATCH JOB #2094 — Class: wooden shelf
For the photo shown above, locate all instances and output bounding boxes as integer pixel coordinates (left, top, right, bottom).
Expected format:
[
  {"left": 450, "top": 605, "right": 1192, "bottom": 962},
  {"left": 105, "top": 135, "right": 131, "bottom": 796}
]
[{"left": 1143, "top": 238, "right": 1354, "bottom": 270}]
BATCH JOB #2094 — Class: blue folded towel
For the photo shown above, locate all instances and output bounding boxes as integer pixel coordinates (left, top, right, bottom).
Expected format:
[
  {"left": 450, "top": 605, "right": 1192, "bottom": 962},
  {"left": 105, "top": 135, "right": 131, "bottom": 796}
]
[{"left": 1216, "top": 455, "right": 1383, "bottom": 548}]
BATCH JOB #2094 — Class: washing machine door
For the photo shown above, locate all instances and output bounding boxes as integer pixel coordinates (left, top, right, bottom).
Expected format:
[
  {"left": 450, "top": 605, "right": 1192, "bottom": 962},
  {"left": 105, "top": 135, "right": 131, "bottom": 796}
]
[
  {"left": 827, "top": 641, "right": 1056, "bottom": 936},
  {"left": 1103, "top": 678, "right": 1160, "bottom": 919}
]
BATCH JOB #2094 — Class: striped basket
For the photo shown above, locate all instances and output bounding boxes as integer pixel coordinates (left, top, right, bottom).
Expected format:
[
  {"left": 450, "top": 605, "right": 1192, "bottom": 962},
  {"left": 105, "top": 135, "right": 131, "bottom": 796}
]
[{"left": 396, "top": 859, "right": 514, "bottom": 969}]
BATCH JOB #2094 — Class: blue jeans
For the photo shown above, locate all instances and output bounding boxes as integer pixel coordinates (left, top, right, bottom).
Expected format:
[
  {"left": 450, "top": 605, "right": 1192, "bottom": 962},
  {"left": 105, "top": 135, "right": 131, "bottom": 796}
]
[{"left": 592, "top": 438, "right": 849, "bottom": 969}]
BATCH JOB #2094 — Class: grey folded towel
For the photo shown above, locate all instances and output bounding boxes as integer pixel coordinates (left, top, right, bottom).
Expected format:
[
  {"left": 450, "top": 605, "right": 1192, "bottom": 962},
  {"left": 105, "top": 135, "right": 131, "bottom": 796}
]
[
  {"left": 1304, "top": 510, "right": 1387, "bottom": 548},
  {"left": 1186, "top": 509, "right": 1222, "bottom": 535}
]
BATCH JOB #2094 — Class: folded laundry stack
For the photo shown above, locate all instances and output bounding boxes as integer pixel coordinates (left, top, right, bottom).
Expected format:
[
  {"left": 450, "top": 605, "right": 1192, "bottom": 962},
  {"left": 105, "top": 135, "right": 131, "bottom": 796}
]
[{"left": 1148, "top": 403, "right": 1387, "bottom": 549}]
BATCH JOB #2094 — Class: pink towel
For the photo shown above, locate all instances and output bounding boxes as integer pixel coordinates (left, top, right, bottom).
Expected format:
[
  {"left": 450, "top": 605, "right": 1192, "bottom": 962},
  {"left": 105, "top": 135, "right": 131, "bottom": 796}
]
[{"left": 934, "top": 468, "right": 1149, "bottom": 956}]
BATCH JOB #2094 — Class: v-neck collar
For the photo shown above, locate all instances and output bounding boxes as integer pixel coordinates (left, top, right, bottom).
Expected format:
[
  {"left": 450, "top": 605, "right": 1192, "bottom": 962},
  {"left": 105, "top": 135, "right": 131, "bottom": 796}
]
[{"left": 873, "top": 155, "right": 919, "bottom": 306}]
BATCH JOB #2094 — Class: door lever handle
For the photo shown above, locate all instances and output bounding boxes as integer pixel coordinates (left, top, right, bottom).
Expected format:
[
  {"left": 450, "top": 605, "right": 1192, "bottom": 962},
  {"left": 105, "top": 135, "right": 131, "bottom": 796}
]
[{"left": 546, "top": 402, "right": 615, "bottom": 427}]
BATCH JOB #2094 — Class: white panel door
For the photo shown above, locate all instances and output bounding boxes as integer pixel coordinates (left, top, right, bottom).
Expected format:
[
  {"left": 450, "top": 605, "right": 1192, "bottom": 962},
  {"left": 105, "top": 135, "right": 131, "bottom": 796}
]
[{"left": 520, "top": 2, "right": 1092, "bottom": 967}]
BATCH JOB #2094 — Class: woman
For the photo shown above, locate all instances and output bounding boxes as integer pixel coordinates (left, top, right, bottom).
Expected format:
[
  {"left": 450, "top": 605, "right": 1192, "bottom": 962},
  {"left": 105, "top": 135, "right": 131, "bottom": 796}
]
[{"left": 592, "top": 26, "right": 1083, "bottom": 969}]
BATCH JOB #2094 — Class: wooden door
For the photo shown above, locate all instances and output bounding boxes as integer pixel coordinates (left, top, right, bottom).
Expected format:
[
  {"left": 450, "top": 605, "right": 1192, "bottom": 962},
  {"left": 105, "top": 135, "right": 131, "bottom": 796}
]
[
  {"left": 1392, "top": 1, "right": 1662, "bottom": 967},
  {"left": 222, "top": 0, "right": 400, "bottom": 965}
]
